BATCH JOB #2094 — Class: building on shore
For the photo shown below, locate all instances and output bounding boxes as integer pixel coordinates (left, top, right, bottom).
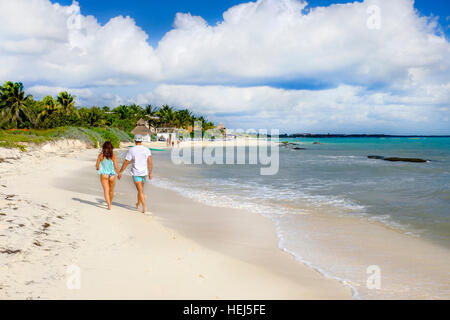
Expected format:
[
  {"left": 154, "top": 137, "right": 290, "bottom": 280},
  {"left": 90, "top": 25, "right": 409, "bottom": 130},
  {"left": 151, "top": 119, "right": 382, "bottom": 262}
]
[
  {"left": 155, "top": 127, "right": 179, "bottom": 143},
  {"left": 130, "top": 118, "right": 155, "bottom": 142}
]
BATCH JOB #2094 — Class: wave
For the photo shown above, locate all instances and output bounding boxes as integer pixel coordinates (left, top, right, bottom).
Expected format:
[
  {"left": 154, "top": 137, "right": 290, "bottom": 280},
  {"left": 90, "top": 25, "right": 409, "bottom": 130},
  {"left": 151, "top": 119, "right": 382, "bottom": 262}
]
[{"left": 152, "top": 176, "right": 361, "bottom": 298}]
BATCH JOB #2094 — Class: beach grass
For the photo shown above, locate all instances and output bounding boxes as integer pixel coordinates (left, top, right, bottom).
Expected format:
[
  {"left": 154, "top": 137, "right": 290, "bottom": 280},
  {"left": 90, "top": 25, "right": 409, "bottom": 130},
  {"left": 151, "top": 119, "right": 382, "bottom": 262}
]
[
  {"left": 0, "top": 128, "right": 62, "bottom": 143},
  {"left": 91, "top": 127, "right": 121, "bottom": 148},
  {"left": 0, "top": 140, "right": 27, "bottom": 152}
]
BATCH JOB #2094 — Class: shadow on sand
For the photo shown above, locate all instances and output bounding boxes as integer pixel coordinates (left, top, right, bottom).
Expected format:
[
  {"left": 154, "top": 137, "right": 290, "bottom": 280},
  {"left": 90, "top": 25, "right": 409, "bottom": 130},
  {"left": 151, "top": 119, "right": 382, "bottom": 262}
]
[{"left": 72, "top": 197, "right": 137, "bottom": 212}]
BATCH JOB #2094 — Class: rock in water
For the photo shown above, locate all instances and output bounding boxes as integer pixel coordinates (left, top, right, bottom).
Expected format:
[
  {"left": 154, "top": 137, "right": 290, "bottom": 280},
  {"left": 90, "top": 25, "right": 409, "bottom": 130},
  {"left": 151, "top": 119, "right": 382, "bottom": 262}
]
[
  {"left": 383, "top": 157, "right": 427, "bottom": 163},
  {"left": 368, "top": 155, "right": 428, "bottom": 163}
]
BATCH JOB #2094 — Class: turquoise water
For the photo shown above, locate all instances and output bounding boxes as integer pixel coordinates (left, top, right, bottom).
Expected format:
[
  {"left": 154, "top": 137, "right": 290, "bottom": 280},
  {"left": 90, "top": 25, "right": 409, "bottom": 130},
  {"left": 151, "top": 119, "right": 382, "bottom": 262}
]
[
  {"left": 277, "top": 137, "right": 450, "bottom": 245},
  {"left": 150, "top": 137, "right": 450, "bottom": 299}
]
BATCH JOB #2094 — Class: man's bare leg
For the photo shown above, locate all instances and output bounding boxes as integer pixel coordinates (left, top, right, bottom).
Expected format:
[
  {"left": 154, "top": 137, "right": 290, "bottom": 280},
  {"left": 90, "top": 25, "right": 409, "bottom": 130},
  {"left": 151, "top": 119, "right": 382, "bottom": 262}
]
[{"left": 134, "top": 181, "right": 147, "bottom": 213}]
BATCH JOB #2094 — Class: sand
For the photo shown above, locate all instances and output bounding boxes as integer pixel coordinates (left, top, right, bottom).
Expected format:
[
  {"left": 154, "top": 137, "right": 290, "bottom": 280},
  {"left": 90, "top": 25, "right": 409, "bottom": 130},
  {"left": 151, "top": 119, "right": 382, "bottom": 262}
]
[{"left": 0, "top": 144, "right": 351, "bottom": 300}]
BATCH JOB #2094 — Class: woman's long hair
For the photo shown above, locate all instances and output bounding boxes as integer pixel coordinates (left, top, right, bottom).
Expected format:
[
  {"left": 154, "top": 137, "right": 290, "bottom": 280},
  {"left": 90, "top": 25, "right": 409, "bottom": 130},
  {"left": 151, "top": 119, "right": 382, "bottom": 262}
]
[{"left": 102, "top": 141, "right": 114, "bottom": 160}]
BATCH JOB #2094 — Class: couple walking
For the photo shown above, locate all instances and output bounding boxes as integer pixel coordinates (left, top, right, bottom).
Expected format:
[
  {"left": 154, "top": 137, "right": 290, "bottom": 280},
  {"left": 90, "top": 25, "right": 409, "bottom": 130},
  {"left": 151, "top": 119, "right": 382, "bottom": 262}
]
[{"left": 96, "top": 134, "right": 152, "bottom": 214}]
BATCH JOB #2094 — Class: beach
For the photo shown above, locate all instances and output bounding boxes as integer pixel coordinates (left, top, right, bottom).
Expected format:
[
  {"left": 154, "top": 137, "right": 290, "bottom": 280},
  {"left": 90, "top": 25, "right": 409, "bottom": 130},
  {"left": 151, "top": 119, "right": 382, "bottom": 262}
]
[
  {"left": 1, "top": 0, "right": 448, "bottom": 304},
  {"left": 151, "top": 137, "right": 450, "bottom": 299},
  {"left": 0, "top": 142, "right": 351, "bottom": 300}
]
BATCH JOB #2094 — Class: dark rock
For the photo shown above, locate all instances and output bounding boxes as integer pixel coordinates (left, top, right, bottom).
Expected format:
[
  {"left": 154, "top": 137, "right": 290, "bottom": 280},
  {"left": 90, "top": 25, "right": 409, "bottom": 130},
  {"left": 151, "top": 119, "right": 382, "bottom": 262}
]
[
  {"left": 368, "top": 155, "right": 427, "bottom": 163},
  {"left": 384, "top": 157, "right": 427, "bottom": 163}
]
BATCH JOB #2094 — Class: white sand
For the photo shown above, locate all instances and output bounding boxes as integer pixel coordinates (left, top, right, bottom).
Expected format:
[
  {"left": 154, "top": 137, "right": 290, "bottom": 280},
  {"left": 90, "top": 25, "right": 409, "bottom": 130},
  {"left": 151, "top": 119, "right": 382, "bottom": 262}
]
[{"left": 0, "top": 144, "right": 351, "bottom": 300}]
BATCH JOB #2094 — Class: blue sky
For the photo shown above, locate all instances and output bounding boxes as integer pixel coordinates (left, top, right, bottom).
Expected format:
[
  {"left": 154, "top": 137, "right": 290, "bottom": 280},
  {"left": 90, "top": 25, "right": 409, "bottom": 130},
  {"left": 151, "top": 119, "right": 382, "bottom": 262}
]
[
  {"left": 55, "top": 0, "right": 450, "bottom": 46},
  {"left": 1, "top": 0, "right": 449, "bottom": 134}
]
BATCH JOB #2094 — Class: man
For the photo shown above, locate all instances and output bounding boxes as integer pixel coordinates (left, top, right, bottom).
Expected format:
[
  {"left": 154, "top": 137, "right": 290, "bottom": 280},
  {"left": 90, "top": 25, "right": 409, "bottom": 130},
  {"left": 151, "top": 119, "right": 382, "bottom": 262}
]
[{"left": 118, "top": 134, "right": 152, "bottom": 214}]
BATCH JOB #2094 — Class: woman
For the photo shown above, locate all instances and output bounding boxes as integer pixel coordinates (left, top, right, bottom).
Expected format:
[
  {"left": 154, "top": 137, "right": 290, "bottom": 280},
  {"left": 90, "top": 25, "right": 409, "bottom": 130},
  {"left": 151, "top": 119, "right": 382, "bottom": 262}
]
[{"left": 96, "top": 141, "right": 120, "bottom": 211}]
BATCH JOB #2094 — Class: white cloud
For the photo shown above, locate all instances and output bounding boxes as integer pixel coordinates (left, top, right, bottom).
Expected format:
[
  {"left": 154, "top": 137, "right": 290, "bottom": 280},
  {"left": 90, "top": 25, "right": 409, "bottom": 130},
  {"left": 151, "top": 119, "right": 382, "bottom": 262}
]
[
  {"left": 28, "top": 85, "right": 93, "bottom": 98},
  {"left": 1, "top": 0, "right": 448, "bottom": 87},
  {"left": 28, "top": 85, "right": 93, "bottom": 106},
  {"left": 0, "top": 0, "right": 449, "bottom": 133},
  {"left": 157, "top": 0, "right": 450, "bottom": 88},
  {"left": 0, "top": 0, "right": 160, "bottom": 86}
]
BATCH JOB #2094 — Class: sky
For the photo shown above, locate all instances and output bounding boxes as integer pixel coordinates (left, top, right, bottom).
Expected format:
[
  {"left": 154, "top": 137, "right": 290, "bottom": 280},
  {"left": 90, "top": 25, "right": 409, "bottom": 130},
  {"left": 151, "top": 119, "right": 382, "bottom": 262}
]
[{"left": 0, "top": 0, "right": 449, "bottom": 134}]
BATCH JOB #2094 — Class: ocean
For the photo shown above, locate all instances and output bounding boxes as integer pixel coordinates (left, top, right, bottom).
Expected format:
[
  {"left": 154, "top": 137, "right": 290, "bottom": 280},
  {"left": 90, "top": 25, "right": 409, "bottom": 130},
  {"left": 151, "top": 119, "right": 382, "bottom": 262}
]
[{"left": 149, "top": 137, "right": 450, "bottom": 299}]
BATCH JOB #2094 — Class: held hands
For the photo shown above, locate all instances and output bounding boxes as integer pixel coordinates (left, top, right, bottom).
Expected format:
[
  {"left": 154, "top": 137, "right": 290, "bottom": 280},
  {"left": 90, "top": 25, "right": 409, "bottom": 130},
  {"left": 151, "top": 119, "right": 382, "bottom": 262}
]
[{"left": 115, "top": 171, "right": 150, "bottom": 180}]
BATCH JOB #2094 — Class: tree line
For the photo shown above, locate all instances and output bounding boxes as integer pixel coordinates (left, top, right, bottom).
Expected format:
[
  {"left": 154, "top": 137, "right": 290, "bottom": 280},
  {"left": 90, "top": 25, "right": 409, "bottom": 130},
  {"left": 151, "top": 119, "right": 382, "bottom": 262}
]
[{"left": 0, "top": 81, "right": 216, "bottom": 132}]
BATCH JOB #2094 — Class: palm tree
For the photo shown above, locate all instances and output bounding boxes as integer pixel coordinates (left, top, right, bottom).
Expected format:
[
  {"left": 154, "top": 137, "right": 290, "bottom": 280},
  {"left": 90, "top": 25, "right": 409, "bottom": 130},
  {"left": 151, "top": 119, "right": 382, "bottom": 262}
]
[
  {"left": 157, "top": 105, "right": 175, "bottom": 127},
  {"left": 86, "top": 107, "right": 105, "bottom": 127},
  {"left": 26, "top": 99, "right": 45, "bottom": 129},
  {"left": 57, "top": 91, "right": 77, "bottom": 115},
  {"left": 144, "top": 104, "right": 155, "bottom": 116},
  {"left": 128, "top": 104, "right": 144, "bottom": 119},
  {"left": 174, "top": 109, "right": 193, "bottom": 129},
  {"left": 144, "top": 104, "right": 160, "bottom": 127},
  {"left": 113, "top": 105, "right": 130, "bottom": 120},
  {"left": 39, "top": 96, "right": 60, "bottom": 120},
  {"left": 0, "top": 81, "right": 32, "bottom": 125},
  {"left": 195, "top": 115, "right": 216, "bottom": 131}
]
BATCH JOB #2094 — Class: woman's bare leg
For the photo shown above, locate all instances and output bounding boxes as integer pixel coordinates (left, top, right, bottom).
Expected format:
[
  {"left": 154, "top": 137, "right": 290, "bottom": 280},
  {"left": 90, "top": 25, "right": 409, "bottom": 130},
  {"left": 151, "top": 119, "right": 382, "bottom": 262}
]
[
  {"left": 100, "top": 175, "right": 111, "bottom": 210},
  {"left": 109, "top": 176, "right": 116, "bottom": 204}
]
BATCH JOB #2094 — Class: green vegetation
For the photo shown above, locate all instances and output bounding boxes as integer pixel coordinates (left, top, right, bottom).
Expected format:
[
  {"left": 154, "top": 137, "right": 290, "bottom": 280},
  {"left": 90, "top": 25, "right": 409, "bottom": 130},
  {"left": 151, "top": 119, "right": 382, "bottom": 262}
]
[
  {"left": 0, "top": 81, "right": 215, "bottom": 132},
  {"left": 0, "top": 141, "right": 27, "bottom": 152},
  {"left": 0, "top": 81, "right": 216, "bottom": 151},
  {"left": 0, "top": 127, "right": 132, "bottom": 151},
  {"left": 63, "top": 127, "right": 99, "bottom": 148},
  {"left": 91, "top": 127, "right": 121, "bottom": 148}
]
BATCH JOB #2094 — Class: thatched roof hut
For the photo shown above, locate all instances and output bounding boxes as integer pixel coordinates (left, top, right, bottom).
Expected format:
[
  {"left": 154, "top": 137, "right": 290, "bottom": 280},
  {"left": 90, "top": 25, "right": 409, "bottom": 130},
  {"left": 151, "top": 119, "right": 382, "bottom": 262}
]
[
  {"left": 131, "top": 118, "right": 155, "bottom": 136},
  {"left": 131, "top": 125, "right": 151, "bottom": 136}
]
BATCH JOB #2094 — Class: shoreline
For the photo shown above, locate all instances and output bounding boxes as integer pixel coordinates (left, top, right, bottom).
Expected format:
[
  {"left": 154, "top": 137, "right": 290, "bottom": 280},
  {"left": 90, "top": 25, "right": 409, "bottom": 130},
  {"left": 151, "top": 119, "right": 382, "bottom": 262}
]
[
  {"left": 150, "top": 170, "right": 450, "bottom": 300},
  {"left": 0, "top": 144, "right": 351, "bottom": 299},
  {"left": 149, "top": 143, "right": 450, "bottom": 299}
]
